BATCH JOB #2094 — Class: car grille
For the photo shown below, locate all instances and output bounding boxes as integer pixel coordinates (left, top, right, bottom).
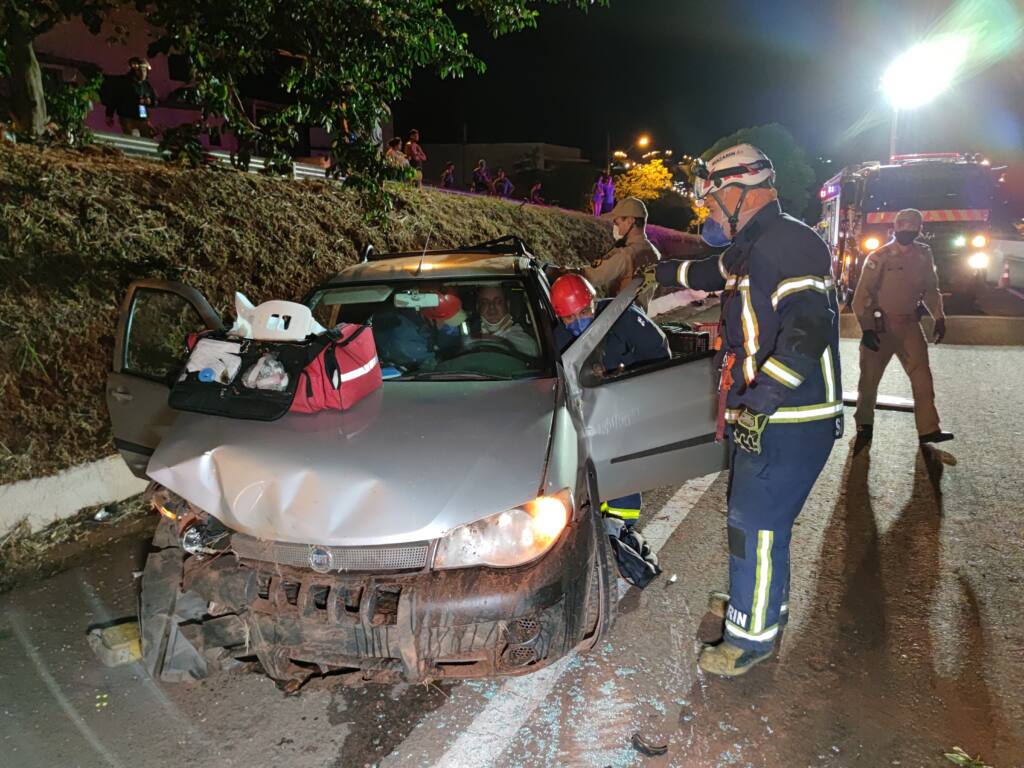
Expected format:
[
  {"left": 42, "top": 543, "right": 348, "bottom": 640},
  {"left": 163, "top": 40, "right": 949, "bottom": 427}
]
[{"left": 230, "top": 533, "right": 430, "bottom": 572}]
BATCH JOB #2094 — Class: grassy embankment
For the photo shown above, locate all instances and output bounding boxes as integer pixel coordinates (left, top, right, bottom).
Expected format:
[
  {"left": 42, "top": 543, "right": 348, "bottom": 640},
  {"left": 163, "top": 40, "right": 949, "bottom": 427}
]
[{"left": 0, "top": 143, "right": 612, "bottom": 486}]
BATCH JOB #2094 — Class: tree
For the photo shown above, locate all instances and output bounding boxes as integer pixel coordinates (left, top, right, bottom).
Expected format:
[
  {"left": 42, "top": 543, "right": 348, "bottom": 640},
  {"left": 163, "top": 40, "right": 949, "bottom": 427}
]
[
  {"left": 0, "top": 1, "right": 118, "bottom": 136},
  {"left": 614, "top": 158, "right": 673, "bottom": 202},
  {"left": 702, "top": 123, "right": 815, "bottom": 215},
  {"left": 144, "top": 0, "right": 605, "bottom": 196}
]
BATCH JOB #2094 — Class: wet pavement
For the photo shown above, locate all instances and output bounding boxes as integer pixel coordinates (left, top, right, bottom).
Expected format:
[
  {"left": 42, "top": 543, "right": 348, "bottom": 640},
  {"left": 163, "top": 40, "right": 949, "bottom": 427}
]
[{"left": 2, "top": 340, "right": 1022, "bottom": 768}]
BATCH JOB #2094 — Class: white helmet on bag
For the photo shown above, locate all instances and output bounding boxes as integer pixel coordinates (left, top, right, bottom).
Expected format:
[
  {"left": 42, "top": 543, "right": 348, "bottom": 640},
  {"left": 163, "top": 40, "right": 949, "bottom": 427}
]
[{"left": 693, "top": 143, "right": 775, "bottom": 201}]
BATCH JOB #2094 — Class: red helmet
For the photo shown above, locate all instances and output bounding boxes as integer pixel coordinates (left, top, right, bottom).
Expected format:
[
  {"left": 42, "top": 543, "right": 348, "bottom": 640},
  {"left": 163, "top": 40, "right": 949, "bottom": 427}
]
[
  {"left": 551, "top": 274, "right": 596, "bottom": 318},
  {"left": 421, "top": 291, "right": 463, "bottom": 321}
]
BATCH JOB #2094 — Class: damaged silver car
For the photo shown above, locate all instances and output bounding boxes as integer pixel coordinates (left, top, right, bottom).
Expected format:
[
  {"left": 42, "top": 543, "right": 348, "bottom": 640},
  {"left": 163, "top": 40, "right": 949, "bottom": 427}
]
[{"left": 107, "top": 237, "right": 726, "bottom": 687}]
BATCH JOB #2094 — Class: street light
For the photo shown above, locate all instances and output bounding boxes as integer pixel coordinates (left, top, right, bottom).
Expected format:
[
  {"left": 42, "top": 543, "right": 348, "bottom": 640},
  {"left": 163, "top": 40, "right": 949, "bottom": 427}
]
[
  {"left": 637, "top": 134, "right": 651, "bottom": 149},
  {"left": 881, "top": 34, "right": 970, "bottom": 157}
]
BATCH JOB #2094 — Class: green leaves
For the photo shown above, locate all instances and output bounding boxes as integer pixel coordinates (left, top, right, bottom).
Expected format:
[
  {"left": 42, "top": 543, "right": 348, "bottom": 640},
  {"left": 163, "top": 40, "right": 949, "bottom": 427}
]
[{"left": 943, "top": 747, "right": 992, "bottom": 768}]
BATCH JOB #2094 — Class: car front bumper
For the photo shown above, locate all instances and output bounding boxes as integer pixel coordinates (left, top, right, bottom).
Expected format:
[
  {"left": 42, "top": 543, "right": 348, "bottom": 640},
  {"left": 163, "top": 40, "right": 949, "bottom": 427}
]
[{"left": 140, "top": 513, "right": 597, "bottom": 685}]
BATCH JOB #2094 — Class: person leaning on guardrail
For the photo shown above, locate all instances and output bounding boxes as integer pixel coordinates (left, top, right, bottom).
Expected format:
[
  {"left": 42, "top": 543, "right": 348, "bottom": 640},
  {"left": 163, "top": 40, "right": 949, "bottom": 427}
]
[{"left": 100, "top": 57, "right": 158, "bottom": 138}]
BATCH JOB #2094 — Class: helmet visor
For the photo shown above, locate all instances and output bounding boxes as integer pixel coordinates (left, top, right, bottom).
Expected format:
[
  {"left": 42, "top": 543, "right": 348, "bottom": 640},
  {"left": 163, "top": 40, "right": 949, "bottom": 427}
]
[{"left": 693, "top": 158, "right": 774, "bottom": 200}]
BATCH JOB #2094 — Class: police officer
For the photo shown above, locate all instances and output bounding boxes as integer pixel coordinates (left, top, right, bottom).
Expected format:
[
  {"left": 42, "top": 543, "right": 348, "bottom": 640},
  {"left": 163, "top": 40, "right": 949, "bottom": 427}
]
[
  {"left": 551, "top": 274, "right": 669, "bottom": 526},
  {"left": 649, "top": 144, "right": 842, "bottom": 676},
  {"left": 582, "top": 197, "right": 662, "bottom": 310},
  {"left": 852, "top": 208, "right": 953, "bottom": 448}
]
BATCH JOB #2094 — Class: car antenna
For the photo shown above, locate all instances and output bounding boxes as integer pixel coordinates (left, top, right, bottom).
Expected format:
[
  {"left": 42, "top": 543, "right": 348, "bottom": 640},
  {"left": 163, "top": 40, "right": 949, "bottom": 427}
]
[{"left": 415, "top": 227, "right": 434, "bottom": 277}]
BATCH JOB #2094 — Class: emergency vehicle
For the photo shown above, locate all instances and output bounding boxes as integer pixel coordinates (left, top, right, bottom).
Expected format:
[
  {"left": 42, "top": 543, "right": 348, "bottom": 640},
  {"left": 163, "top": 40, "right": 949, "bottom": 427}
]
[{"left": 818, "top": 153, "right": 1006, "bottom": 300}]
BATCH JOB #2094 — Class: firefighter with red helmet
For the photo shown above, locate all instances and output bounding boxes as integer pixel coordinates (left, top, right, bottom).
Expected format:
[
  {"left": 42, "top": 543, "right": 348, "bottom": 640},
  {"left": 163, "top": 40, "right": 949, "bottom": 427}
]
[
  {"left": 551, "top": 274, "right": 669, "bottom": 528},
  {"left": 646, "top": 143, "right": 842, "bottom": 676}
]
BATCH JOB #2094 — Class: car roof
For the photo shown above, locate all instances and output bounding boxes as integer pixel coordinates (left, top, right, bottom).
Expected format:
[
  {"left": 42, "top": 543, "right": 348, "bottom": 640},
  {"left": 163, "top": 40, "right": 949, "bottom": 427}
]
[{"left": 325, "top": 252, "right": 533, "bottom": 285}]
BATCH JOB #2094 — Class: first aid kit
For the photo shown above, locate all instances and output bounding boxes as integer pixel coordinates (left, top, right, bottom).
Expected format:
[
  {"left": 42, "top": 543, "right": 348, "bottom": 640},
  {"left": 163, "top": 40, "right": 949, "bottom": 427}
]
[{"left": 170, "top": 321, "right": 381, "bottom": 421}]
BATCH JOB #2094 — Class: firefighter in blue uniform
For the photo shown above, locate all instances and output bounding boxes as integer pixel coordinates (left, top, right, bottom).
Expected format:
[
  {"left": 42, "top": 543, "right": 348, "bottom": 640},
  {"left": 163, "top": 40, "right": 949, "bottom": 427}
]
[
  {"left": 650, "top": 144, "right": 842, "bottom": 676},
  {"left": 551, "top": 274, "right": 670, "bottom": 526}
]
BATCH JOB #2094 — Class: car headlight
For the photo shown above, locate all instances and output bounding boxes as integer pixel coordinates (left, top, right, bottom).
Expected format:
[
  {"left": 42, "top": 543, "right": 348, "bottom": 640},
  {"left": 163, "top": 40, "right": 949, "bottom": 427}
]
[
  {"left": 971, "top": 234, "right": 988, "bottom": 248},
  {"left": 953, "top": 235, "right": 967, "bottom": 248},
  {"left": 968, "top": 252, "right": 990, "bottom": 270},
  {"left": 433, "top": 489, "right": 571, "bottom": 569},
  {"left": 863, "top": 236, "right": 881, "bottom": 252}
]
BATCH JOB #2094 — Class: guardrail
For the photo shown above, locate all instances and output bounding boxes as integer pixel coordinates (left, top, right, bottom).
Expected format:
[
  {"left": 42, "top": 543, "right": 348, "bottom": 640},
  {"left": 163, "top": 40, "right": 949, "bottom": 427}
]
[{"left": 93, "top": 132, "right": 331, "bottom": 181}]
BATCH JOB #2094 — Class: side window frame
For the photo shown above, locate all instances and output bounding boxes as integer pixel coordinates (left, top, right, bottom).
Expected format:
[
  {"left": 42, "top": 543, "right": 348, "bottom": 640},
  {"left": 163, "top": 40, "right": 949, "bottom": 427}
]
[{"left": 113, "top": 280, "right": 222, "bottom": 380}]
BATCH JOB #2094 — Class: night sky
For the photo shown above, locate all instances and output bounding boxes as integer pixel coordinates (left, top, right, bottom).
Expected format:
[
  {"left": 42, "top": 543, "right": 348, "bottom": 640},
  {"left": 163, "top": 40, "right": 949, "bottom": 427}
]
[{"left": 394, "top": 0, "right": 1024, "bottom": 170}]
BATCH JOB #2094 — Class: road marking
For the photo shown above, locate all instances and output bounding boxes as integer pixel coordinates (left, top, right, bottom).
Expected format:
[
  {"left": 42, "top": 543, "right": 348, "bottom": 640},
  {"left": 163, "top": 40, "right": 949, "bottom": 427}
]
[
  {"left": 10, "top": 611, "right": 128, "bottom": 768},
  {"left": 416, "top": 471, "right": 722, "bottom": 768}
]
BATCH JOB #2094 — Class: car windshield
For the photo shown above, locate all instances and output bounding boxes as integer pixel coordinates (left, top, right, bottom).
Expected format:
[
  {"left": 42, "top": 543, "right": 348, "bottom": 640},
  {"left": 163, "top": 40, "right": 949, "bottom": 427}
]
[{"left": 308, "top": 278, "right": 548, "bottom": 380}]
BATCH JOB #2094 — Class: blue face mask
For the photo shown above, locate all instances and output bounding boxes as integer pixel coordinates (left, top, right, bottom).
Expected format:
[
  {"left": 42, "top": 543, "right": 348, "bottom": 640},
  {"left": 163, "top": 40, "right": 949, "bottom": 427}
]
[
  {"left": 566, "top": 316, "right": 593, "bottom": 337},
  {"left": 701, "top": 216, "right": 733, "bottom": 248}
]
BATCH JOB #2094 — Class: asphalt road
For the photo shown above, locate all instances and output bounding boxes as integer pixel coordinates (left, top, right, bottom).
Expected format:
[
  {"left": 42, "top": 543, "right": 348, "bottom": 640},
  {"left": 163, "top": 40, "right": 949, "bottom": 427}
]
[{"left": 2, "top": 340, "right": 1023, "bottom": 768}]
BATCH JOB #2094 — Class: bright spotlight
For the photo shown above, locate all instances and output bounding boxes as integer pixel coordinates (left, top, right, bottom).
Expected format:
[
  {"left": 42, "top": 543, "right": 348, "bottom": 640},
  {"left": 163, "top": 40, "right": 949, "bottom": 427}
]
[
  {"left": 637, "top": 134, "right": 651, "bottom": 149},
  {"left": 881, "top": 35, "right": 971, "bottom": 110},
  {"left": 968, "top": 251, "right": 990, "bottom": 270}
]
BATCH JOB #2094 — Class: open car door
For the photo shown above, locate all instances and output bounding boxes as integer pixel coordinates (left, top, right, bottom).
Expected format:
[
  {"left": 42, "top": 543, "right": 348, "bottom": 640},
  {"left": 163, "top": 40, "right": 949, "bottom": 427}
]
[
  {"left": 562, "top": 279, "right": 729, "bottom": 501},
  {"left": 108, "top": 280, "right": 221, "bottom": 477}
]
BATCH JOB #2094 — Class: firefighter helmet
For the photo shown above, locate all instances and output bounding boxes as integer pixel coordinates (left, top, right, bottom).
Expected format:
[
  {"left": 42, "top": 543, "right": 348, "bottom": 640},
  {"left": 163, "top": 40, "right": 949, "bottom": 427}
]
[
  {"left": 693, "top": 144, "right": 775, "bottom": 201},
  {"left": 551, "top": 274, "right": 596, "bottom": 318}
]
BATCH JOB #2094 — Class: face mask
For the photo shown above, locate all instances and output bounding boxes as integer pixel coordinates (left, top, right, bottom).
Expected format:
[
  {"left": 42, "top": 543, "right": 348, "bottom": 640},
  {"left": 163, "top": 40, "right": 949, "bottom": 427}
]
[
  {"left": 701, "top": 216, "right": 733, "bottom": 248},
  {"left": 612, "top": 220, "right": 633, "bottom": 245},
  {"left": 894, "top": 230, "right": 919, "bottom": 246},
  {"left": 566, "top": 316, "right": 593, "bottom": 337}
]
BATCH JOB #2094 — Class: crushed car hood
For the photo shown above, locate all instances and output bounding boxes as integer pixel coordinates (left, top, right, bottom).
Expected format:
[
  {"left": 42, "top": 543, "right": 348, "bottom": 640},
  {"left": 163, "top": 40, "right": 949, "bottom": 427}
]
[{"left": 147, "top": 380, "right": 557, "bottom": 546}]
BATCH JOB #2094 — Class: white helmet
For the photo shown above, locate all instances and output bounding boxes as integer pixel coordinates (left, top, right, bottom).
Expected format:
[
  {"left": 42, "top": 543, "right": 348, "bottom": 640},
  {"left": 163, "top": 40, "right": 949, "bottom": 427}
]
[{"left": 693, "top": 143, "right": 775, "bottom": 201}]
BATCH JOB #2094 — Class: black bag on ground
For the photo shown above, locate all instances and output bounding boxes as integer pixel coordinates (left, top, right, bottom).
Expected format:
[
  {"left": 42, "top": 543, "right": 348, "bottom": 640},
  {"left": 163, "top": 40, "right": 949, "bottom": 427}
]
[{"left": 605, "top": 518, "right": 662, "bottom": 588}]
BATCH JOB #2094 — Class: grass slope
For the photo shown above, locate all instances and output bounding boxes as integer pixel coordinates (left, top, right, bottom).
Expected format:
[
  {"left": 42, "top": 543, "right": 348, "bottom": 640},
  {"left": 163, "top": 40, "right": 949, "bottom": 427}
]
[{"left": 0, "top": 144, "right": 611, "bottom": 485}]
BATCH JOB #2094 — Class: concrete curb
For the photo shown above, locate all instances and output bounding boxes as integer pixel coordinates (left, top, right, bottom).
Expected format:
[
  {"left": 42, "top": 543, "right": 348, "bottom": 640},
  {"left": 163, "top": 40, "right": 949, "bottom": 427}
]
[{"left": 0, "top": 455, "right": 147, "bottom": 537}]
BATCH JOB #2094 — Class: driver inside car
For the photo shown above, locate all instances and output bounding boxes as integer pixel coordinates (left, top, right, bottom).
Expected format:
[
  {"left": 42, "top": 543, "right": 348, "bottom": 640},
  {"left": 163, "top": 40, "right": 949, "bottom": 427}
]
[{"left": 474, "top": 285, "right": 540, "bottom": 357}]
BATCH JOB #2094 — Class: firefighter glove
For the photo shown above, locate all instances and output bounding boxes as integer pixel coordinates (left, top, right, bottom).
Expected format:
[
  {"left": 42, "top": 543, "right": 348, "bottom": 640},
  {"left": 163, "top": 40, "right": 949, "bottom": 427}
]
[
  {"left": 933, "top": 317, "right": 946, "bottom": 344},
  {"left": 634, "top": 264, "right": 659, "bottom": 296},
  {"left": 861, "top": 330, "right": 881, "bottom": 352},
  {"left": 733, "top": 408, "right": 769, "bottom": 455}
]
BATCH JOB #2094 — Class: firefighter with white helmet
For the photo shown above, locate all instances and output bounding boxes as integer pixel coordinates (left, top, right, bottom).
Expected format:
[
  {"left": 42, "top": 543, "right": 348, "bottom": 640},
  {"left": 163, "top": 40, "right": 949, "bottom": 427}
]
[{"left": 646, "top": 143, "right": 843, "bottom": 676}]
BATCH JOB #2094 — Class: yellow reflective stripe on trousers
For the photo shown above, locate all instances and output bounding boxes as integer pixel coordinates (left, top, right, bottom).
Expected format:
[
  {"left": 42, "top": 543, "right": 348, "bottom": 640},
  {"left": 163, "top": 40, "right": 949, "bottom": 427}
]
[
  {"left": 752, "top": 530, "right": 773, "bottom": 634},
  {"left": 739, "top": 281, "right": 758, "bottom": 383},
  {"left": 676, "top": 261, "right": 691, "bottom": 288},
  {"left": 600, "top": 502, "right": 640, "bottom": 520},
  {"left": 726, "top": 620, "right": 780, "bottom": 643},
  {"left": 724, "top": 400, "right": 843, "bottom": 424},
  {"left": 820, "top": 347, "right": 836, "bottom": 402},
  {"left": 770, "top": 275, "right": 835, "bottom": 309},
  {"left": 761, "top": 357, "right": 803, "bottom": 389}
]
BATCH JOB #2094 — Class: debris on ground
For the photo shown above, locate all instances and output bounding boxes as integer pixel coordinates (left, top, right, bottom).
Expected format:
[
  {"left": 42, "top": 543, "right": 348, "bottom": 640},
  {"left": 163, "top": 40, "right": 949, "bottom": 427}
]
[
  {"left": 88, "top": 621, "right": 142, "bottom": 667},
  {"left": 0, "top": 494, "right": 150, "bottom": 593},
  {"left": 630, "top": 732, "right": 669, "bottom": 757},
  {"left": 943, "top": 746, "right": 993, "bottom": 768}
]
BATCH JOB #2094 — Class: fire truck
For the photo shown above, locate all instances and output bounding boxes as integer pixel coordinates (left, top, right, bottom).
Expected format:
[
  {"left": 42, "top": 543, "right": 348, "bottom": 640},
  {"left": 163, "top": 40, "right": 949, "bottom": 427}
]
[{"left": 818, "top": 153, "right": 1005, "bottom": 300}]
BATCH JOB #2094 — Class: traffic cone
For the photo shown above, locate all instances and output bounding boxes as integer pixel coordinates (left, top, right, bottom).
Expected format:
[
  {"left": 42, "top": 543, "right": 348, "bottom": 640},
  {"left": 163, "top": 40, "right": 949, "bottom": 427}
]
[{"left": 999, "top": 255, "right": 1011, "bottom": 288}]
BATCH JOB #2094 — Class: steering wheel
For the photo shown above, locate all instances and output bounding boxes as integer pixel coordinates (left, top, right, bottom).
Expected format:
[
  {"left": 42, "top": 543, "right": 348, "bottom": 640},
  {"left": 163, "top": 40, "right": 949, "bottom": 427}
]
[{"left": 445, "top": 338, "right": 536, "bottom": 364}]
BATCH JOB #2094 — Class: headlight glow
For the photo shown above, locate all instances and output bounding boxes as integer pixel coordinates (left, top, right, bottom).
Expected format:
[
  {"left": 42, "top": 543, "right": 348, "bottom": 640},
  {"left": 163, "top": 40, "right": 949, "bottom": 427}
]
[
  {"left": 863, "top": 236, "right": 881, "bottom": 252},
  {"left": 953, "top": 235, "right": 967, "bottom": 248},
  {"left": 971, "top": 234, "right": 988, "bottom": 248},
  {"left": 433, "top": 489, "right": 571, "bottom": 569},
  {"left": 968, "top": 251, "right": 990, "bottom": 270}
]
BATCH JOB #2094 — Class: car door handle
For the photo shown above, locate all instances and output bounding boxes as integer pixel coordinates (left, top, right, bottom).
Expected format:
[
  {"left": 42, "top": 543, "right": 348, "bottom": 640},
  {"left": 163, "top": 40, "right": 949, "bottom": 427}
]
[{"left": 109, "top": 387, "right": 134, "bottom": 403}]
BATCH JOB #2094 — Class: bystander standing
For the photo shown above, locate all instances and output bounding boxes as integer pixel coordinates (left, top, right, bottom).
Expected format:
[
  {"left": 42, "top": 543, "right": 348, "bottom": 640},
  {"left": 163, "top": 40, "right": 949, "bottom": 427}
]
[{"left": 101, "top": 57, "right": 158, "bottom": 137}]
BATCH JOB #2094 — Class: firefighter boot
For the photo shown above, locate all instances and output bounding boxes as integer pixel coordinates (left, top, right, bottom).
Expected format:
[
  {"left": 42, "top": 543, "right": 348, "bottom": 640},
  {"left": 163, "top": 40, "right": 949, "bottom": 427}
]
[
  {"left": 698, "top": 641, "right": 773, "bottom": 677},
  {"left": 697, "top": 591, "right": 730, "bottom": 645}
]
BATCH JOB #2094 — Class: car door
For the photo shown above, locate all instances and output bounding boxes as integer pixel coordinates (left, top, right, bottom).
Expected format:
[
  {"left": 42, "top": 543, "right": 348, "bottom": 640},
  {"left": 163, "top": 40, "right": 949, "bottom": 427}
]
[
  {"left": 108, "top": 280, "right": 222, "bottom": 477},
  {"left": 561, "top": 280, "right": 729, "bottom": 501}
]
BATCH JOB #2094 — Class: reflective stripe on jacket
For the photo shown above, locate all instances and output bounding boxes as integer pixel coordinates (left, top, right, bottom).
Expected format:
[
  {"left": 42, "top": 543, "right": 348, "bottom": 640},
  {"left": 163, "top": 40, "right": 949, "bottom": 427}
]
[{"left": 655, "top": 201, "right": 842, "bottom": 425}]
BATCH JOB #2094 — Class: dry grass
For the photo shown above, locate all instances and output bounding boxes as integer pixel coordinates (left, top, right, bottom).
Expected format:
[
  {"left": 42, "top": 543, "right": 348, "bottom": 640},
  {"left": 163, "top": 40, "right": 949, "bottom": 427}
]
[{"left": 0, "top": 143, "right": 611, "bottom": 485}]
